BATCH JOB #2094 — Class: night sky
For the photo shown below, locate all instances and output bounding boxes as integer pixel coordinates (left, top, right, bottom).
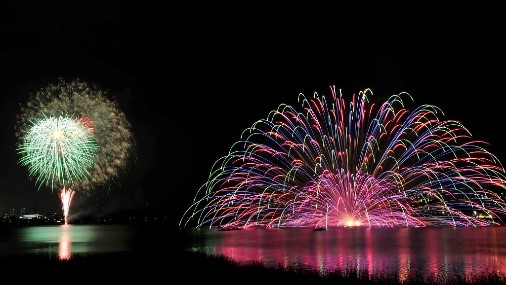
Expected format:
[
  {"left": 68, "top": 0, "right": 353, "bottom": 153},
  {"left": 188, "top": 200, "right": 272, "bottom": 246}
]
[{"left": 1, "top": 2, "right": 505, "bottom": 226}]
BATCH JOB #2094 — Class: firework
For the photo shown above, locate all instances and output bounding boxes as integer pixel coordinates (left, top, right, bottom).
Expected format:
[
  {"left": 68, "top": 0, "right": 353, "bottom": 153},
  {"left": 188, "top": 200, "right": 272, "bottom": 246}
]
[
  {"left": 60, "top": 188, "right": 75, "bottom": 225},
  {"left": 18, "top": 116, "right": 98, "bottom": 190},
  {"left": 181, "top": 87, "right": 506, "bottom": 228},
  {"left": 16, "top": 79, "right": 134, "bottom": 223}
]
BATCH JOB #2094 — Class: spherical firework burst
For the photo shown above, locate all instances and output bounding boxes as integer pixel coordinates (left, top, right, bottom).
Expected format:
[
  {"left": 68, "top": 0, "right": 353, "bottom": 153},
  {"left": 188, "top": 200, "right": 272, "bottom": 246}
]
[
  {"left": 181, "top": 87, "right": 506, "bottom": 228},
  {"left": 16, "top": 79, "right": 134, "bottom": 223},
  {"left": 18, "top": 116, "right": 98, "bottom": 190}
]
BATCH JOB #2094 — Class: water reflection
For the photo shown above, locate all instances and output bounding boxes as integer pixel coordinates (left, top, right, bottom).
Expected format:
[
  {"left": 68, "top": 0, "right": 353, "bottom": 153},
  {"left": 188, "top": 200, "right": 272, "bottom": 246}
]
[
  {"left": 16, "top": 225, "right": 133, "bottom": 259},
  {"left": 189, "top": 227, "right": 506, "bottom": 282},
  {"left": 58, "top": 225, "right": 72, "bottom": 260}
]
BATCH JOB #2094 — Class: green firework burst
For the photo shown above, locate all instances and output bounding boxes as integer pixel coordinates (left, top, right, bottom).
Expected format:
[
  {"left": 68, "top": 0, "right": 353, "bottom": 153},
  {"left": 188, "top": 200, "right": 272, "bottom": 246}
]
[{"left": 17, "top": 116, "right": 99, "bottom": 190}]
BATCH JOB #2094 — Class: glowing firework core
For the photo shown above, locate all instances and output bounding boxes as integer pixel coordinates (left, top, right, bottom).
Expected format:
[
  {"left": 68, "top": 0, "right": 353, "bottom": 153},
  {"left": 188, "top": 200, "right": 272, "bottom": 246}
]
[{"left": 345, "top": 219, "right": 362, "bottom": 227}]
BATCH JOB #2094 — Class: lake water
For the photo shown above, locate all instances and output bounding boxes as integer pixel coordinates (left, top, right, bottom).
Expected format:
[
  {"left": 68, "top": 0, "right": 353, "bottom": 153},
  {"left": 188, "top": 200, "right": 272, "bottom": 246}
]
[
  {"left": 3, "top": 224, "right": 506, "bottom": 282},
  {"left": 0, "top": 224, "right": 135, "bottom": 260},
  {"left": 0, "top": 224, "right": 176, "bottom": 282},
  {"left": 186, "top": 226, "right": 506, "bottom": 282}
]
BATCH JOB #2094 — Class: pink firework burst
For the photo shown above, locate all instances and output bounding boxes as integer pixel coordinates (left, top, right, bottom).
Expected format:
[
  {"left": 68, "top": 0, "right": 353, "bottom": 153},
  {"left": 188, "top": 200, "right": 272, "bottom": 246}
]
[{"left": 181, "top": 87, "right": 506, "bottom": 228}]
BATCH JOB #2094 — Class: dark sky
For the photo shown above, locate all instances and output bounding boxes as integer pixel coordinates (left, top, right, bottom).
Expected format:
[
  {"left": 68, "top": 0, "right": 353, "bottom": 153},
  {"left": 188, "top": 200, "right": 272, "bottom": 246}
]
[{"left": 1, "top": 2, "right": 505, "bottom": 226}]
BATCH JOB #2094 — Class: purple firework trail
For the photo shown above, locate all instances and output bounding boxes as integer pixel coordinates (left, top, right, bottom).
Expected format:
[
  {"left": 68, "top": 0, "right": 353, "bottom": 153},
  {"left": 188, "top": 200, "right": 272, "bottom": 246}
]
[{"left": 181, "top": 87, "right": 506, "bottom": 228}]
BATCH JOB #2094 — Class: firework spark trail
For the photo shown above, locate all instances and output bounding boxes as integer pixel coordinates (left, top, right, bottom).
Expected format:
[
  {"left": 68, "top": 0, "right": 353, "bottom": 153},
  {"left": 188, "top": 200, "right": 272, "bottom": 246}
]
[
  {"left": 181, "top": 87, "right": 506, "bottom": 228},
  {"left": 16, "top": 79, "right": 134, "bottom": 223},
  {"left": 60, "top": 188, "right": 75, "bottom": 225}
]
